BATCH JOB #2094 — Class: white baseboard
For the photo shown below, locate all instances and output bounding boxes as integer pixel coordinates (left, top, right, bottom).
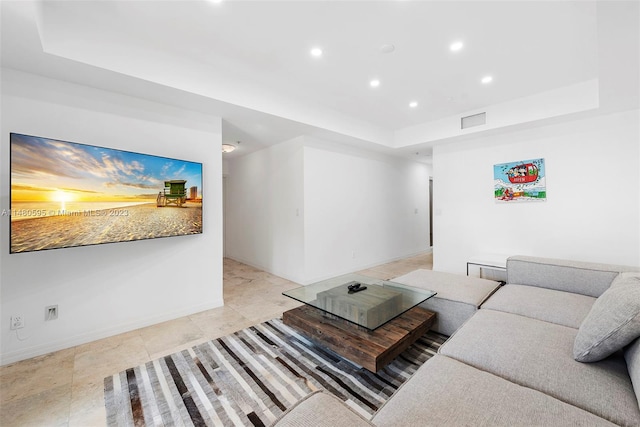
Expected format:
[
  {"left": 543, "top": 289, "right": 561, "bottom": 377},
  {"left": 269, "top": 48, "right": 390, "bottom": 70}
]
[
  {"left": 0, "top": 299, "right": 224, "bottom": 366},
  {"left": 225, "top": 248, "right": 433, "bottom": 286},
  {"left": 225, "top": 255, "right": 306, "bottom": 285},
  {"left": 302, "top": 249, "right": 433, "bottom": 285}
]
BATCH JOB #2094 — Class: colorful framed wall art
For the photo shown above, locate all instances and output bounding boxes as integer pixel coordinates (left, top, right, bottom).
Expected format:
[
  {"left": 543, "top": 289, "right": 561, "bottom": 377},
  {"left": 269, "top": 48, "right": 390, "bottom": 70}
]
[{"left": 494, "top": 158, "right": 546, "bottom": 203}]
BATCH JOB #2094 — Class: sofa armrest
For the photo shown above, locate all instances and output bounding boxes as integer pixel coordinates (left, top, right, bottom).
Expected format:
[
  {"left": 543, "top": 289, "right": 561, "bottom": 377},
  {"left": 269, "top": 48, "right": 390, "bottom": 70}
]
[
  {"left": 270, "top": 391, "right": 374, "bottom": 427},
  {"left": 506, "top": 256, "right": 638, "bottom": 297}
]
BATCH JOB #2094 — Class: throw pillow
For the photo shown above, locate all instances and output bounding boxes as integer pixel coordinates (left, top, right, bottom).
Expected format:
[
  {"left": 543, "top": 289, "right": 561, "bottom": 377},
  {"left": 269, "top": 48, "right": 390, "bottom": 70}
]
[{"left": 573, "top": 272, "right": 640, "bottom": 362}]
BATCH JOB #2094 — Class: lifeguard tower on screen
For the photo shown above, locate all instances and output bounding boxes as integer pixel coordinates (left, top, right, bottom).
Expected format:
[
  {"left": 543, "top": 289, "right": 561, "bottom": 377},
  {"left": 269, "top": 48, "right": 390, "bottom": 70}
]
[{"left": 156, "top": 180, "right": 187, "bottom": 207}]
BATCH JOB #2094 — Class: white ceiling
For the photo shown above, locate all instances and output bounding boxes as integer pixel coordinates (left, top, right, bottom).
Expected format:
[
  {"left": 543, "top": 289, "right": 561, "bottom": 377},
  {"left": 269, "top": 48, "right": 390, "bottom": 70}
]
[{"left": 0, "top": 1, "right": 608, "bottom": 160}]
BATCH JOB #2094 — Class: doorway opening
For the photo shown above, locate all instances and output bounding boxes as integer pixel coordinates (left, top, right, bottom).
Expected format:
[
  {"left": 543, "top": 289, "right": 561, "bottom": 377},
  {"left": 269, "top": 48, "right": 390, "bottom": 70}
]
[{"left": 429, "top": 177, "right": 433, "bottom": 247}]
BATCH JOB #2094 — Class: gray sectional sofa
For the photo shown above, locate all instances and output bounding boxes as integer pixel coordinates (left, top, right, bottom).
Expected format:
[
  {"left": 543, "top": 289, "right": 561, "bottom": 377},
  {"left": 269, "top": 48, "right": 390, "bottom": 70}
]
[{"left": 272, "top": 256, "right": 640, "bottom": 427}]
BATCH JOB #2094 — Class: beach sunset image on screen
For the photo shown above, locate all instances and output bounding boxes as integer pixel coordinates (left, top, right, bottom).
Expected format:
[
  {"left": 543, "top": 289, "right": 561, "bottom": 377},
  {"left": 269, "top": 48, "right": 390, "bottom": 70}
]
[{"left": 9, "top": 133, "right": 203, "bottom": 253}]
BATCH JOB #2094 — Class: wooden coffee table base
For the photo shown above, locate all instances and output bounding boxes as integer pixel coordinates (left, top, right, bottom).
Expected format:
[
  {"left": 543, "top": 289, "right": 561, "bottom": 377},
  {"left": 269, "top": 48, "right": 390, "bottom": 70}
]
[{"left": 282, "top": 305, "right": 436, "bottom": 372}]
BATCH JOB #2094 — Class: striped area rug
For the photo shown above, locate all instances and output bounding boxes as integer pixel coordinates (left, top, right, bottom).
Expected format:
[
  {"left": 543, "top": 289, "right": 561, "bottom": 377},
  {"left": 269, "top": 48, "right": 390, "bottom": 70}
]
[{"left": 104, "top": 318, "right": 446, "bottom": 426}]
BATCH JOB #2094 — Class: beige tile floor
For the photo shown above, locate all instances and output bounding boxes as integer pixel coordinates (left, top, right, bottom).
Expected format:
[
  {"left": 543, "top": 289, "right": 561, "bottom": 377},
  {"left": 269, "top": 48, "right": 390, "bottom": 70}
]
[{"left": 0, "top": 253, "right": 432, "bottom": 426}]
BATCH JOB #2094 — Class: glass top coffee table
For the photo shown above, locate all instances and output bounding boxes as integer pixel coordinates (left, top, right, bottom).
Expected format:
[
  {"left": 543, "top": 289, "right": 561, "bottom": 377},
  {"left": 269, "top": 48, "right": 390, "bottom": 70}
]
[
  {"left": 283, "top": 273, "right": 436, "bottom": 330},
  {"left": 282, "top": 274, "right": 437, "bottom": 372}
]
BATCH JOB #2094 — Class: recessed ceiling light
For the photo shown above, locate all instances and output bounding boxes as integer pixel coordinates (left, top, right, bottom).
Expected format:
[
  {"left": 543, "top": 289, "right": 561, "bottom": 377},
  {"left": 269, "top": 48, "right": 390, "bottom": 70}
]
[
  {"left": 370, "top": 79, "right": 380, "bottom": 88},
  {"left": 209, "top": 0, "right": 223, "bottom": 3},
  {"left": 379, "top": 44, "right": 395, "bottom": 54},
  {"left": 409, "top": 101, "right": 418, "bottom": 108},
  {"left": 310, "top": 47, "right": 323, "bottom": 57},
  {"left": 481, "top": 75, "right": 493, "bottom": 84},
  {"left": 450, "top": 41, "right": 464, "bottom": 52}
]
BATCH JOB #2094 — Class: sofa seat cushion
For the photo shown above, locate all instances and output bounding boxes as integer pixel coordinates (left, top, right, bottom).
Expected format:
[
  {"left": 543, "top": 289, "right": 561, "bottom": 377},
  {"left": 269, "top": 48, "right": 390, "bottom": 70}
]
[
  {"left": 372, "top": 355, "right": 617, "bottom": 427},
  {"left": 439, "top": 309, "right": 640, "bottom": 427},
  {"left": 270, "top": 391, "right": 373, "bottom": 427},
  {"left": 574, "top": 272, "right": 640, "bottom": 362},
  {"left": 481, "top": 284, "right": 595, "bottom": 328},
  {"left": 392, "top": 269, "right": 500, "bottom": 335}
]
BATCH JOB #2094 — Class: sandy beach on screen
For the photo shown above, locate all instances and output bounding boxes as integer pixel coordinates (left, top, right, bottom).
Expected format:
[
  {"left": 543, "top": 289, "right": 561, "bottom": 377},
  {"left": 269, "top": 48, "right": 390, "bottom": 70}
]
[{"left": 10, "top": 202, "right": 202, "bottom": 253}]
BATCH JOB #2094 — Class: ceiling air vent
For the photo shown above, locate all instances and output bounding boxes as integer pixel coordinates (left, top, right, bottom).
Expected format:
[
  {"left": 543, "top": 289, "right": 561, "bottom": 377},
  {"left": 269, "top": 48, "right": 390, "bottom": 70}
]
[{"left": 461, "top": 112, "right": 486, "bottom": 129}]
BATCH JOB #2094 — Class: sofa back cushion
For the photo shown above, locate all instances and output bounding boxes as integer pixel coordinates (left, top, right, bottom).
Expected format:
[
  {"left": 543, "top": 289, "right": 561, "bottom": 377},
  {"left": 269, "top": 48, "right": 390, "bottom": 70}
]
[
  {"left": 506, "top": 256, "right": 637, "bottom": 297},
  {"left": 626, "top": 337, "right": 640, "bottom": 410},
  {"left": 574, "top": 272, "right": 640, "bottom": 362}
]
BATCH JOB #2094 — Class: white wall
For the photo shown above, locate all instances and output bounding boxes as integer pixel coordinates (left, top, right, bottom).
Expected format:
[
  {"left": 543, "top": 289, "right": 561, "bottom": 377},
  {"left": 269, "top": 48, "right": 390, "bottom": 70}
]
[
  {"left": 225, "top": 136, "right": 431, "bottom": 284},
  {"left": 433, "top": 109, "right": 640, "bottom": 274},
  {"left": 303, "top": 139, "right": 430, "bottom": 282},
  {"left": 225, "top": 137, "right": 306, "bottom": 283},
  {"left": 0, "top": 69, "right": 224, "bottom": 364}
]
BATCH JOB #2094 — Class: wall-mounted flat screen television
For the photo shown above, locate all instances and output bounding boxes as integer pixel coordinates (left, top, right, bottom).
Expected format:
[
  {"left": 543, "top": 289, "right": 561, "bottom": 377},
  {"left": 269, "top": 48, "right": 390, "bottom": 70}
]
[{"left": 10, "top": 133, "right": 203, "bottom": 254}]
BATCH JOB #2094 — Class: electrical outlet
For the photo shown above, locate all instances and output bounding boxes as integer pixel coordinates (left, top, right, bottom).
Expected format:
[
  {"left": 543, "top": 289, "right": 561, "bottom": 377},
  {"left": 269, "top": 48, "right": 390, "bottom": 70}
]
[
  {"left": 10, "top": 315, "right": 24, "bottom": 330},
  {"left": 45, "top": 305, "right": 58, "bottom": 321}
]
